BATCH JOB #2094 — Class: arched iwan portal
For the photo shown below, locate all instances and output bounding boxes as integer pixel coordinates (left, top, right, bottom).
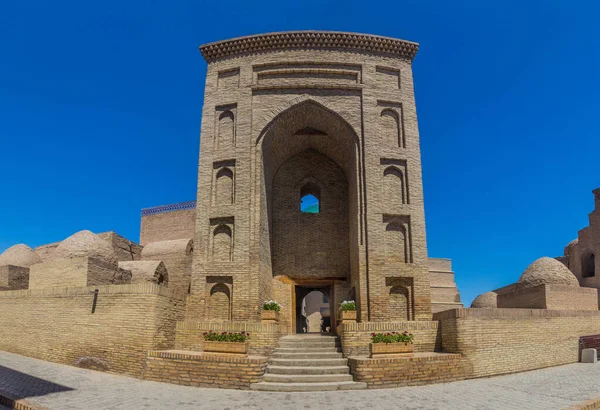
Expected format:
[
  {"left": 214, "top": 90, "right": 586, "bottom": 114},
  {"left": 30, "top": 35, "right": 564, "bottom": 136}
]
[{"left": 256, "top": 100, "right": 363, "bottom": 325}]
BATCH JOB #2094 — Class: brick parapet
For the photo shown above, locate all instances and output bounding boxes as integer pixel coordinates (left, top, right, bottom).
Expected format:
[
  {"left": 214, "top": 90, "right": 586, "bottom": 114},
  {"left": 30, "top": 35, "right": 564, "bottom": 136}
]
[
  {"left": 348, "top": 352, "right": 469, "bottom": 388},
  {"left": 143, "top": 350, "right": 268, "bottom": 389},
  {"left": 0, "top": 282, "right": 186, "bottom": 300},
  {"left": 436, "top": 308, "right": 600, "bottom": 379},
  {"left": 433, "top": 307, "right": 600, "bottom": 320},
  {"left": 338, "top": 321, "right": 441, "bottom": 357},
  {"left": 175, "top": 321, "right": 280, "bottom": 356},
  {"left": 0, "top": 283, "right": 185, "bottom": 377}
]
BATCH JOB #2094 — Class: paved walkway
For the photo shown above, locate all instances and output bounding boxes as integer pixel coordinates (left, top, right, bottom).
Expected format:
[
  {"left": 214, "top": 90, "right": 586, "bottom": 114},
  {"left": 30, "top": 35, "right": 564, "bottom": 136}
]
[{"left": 0, "top": 351, "right": 598, "bottom": 410}]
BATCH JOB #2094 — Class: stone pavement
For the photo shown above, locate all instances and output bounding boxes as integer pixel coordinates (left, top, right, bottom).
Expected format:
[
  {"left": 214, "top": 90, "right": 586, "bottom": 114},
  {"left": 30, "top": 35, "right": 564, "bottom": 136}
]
[{"left": 1, "top": 351, "right": 599, "bottom": 410}]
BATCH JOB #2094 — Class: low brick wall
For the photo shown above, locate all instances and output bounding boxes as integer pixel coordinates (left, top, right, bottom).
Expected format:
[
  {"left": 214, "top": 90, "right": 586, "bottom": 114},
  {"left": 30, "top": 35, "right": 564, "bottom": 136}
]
[
  {"left": 175, "top": 321, "right": 280, "bottom": 356},
  {"left": 435, "top": 308, "right": 600, "bottom": 378},
  {"left": 143, "top": 350, "right": 268, "bottom": 389},
  {"left": 0, "top": 284, "right": 185, "bottom": 377},
  {"left": 349, "top": 353, "right": 469, "bottom": 388},
  {"left": 338, "top": 321, "right": 441, "bottom": 357}
]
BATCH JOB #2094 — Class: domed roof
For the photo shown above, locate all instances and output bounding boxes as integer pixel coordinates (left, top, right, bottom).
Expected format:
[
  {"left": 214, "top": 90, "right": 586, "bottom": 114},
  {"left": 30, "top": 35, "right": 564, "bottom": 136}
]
[
  {"left": 565, "top": 238, "right": 578, "bottom": 248},
  {"left": 518, "top": 257, "right": 579, "bottom": 288},
  {"left": 564, "top": 238, "right": 579, "bottom": 254},
  {"left": 141, "top": 238, "right": 193, "bottom": 258},
  {"left": 52, "top": 230, "right": 117, "bottom": 264},
  {"left": 470, "top": 292, "right": 497, "bottom": 308},
  {"left": 0, "top": 244, "right": 42, "bottom": 267}
]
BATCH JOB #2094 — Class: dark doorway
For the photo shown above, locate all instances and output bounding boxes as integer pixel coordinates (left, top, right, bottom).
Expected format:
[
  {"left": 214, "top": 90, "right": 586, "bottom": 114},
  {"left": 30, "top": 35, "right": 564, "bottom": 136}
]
[{"left": 295, "top": 285, "right": 331, "bottom": 334}]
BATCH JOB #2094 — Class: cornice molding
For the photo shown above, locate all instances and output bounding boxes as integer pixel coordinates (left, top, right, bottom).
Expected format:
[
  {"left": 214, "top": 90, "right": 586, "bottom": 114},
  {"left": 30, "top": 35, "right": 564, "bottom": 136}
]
[
  {"left": 199, "top": 31, "right": 419, "bottom": 63},
  {"left": 141, "top": 201, "right": 196, "bottom": 216}
]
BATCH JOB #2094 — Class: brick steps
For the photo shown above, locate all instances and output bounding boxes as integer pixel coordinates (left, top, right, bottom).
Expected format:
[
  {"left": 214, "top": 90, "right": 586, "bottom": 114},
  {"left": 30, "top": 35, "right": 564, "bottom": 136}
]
[
  {"left": 272, "top": 352, "right": 343, "bottom": 359},
  {"left": 251, "top": 381, "right": 367, "bottom": 392},
  {"left": 262, "top": 373, "right": 354, "bottom": 383},
  {"left": 251, "top": 334, "right": 366, "bottom": 392},
  {"left": 275, "top": 347, "right": 341, "bottom": 353},
  {"left": 267, "top": 365, "right": 349, "bottom": 375},
  {"left": 270, "top": 358, "right": 348, "bottom": 366}
]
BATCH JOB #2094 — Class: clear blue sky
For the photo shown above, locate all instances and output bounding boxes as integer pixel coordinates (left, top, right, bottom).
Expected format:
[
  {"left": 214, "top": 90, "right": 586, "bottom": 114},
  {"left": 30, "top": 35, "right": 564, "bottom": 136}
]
[{"left": 1, "top": 1, "right": 598, "bottom": 306}]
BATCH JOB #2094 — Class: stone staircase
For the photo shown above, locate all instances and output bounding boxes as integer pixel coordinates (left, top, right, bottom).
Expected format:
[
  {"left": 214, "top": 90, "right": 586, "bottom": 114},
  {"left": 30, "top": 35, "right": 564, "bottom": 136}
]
[{"left": 251, "top": 334, "right": 367, "bottom": 391}]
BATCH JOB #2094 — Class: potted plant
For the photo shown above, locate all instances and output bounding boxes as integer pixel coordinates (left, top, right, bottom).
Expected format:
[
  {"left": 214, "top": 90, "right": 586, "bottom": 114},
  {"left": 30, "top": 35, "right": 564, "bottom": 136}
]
[
  {"left": 262, "top": 300, "right": 281, "bottom": 323},
  {"left": 338, "top": 300, "right": 357, "bottom": 322},
  {"left": 369, "top": 331, "right": 414, "bottom": 358},
  {"left": 203, "top": 331, "right": 250, "bottom": 356}
]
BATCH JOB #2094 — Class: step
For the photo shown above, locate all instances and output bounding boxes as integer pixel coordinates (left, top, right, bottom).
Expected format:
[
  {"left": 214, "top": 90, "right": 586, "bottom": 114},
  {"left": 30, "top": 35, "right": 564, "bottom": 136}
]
[
  {"left": 262, "top": 373, "right": 354, "bottom": 383},
  {"left": 267, "top": 365, "right": 350, "bottom": 375},
  {"left": 278, "top": 341, "right": 340, "bottom": 348},
  {"left": 272, "top": 352, "right": 343, "bottom": 359},
  {"left": 251, "top": 381, "right": 367, "bottom": 392},
  {"left": 270, "top": 358, "right": 347, "bottom": 367},
  {"left": 275, "top": 347, "right": 341, "bottom": 353},
  {"left": 280, "top": 336, "right": 338, "bottom": 340}
]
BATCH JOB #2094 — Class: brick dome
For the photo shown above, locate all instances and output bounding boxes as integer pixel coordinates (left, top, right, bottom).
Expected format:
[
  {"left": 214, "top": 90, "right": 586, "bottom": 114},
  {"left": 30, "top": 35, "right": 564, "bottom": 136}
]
[
  {"left": 0, "top": 244, "right": 42, "bottom": 267},
  {"left": 52, "top": 230, "right": 117, "bottom": 264},
  {"left": 470, "top": 291, "right": 497, "bottom": 308},
  {"left": 564, "top": 238, "right": 579, "bottom": 254},
  {"left": 518, "top": 257, "right": 579, "bottom": 288}
]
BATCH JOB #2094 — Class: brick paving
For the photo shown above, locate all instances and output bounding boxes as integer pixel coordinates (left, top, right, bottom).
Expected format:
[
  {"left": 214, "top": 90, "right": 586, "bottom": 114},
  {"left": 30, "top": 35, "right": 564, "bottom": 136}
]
[{"left": 1, "top": 351, "right": 599, "bottom": 410}]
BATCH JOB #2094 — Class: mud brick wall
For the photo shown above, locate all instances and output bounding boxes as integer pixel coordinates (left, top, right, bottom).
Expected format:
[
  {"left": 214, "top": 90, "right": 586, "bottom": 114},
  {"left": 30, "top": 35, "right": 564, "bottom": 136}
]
[
  {"left": 175, "top": 321, "right": 280, "bottom": 356},
  {"left": 349, "top": 353, "right": 469, "bottom": 388},
  {"left": 338, "top": 321, "right": 441, "bottom": 357},
  {"left": 143, "top": 350, "right": 268, "bottom": 389},
  {"left": 140, "top": 209, "right": 195, "bottom": 246},
  {"left": 0, "top": 283, "right": 185, "bottom": 377},
  {"left": 436, "top": 308, "right": 600, "bottom": 378},
  {"left": 0, "top": 265, "right": 29, "bottom": 290}
]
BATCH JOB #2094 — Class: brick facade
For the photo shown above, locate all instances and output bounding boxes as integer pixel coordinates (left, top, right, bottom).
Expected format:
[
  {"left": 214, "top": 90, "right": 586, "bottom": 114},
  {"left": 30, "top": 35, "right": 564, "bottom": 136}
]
[{"left": 187, "top": 31, "right": 435, "bottom": 326}]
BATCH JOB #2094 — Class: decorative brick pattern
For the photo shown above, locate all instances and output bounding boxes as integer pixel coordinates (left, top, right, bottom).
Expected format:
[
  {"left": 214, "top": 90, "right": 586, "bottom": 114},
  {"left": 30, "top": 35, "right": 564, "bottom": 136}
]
[{"left": 199, "top": 31, "right": 419, "bottom": 62}]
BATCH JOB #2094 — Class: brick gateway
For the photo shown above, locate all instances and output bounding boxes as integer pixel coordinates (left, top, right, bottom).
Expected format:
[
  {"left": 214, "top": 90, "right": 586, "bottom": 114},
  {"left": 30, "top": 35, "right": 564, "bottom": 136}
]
[{"left": 1, "top": 31, "right": 599, "bottom": 391}]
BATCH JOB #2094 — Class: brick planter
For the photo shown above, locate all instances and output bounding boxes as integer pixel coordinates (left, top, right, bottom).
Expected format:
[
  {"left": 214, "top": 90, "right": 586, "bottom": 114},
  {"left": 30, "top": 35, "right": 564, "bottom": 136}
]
[
  {"left": 370, "top": 342, "right": 414, "bottom": 358},
  {"left": 204, "top": 341, "right": 248, "bottom": 357},
  {"left": 261, "top": 310, "right": 280, "bottom": 324},
  {"left": 339, "top": 310, "right": 357, "bottom": 323}
]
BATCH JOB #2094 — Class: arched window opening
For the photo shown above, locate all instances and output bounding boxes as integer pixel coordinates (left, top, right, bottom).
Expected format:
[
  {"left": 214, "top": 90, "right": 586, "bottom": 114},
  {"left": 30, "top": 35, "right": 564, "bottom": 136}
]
[
  {"left": 583, "top": 253, "right": 596, "bottom": 278},
  {"left": 300, "top": 182, "right": 321, "bottom": 214},
  {"left": 156, "top": 274, "right": 165, "bottom": 285}
]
